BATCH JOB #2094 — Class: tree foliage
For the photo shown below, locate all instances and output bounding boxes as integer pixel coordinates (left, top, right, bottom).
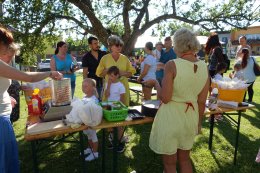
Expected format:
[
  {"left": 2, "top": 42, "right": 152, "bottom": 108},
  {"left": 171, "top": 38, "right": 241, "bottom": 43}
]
[{"left": 1, "top": 0, "right": 259, "bottom": 63}]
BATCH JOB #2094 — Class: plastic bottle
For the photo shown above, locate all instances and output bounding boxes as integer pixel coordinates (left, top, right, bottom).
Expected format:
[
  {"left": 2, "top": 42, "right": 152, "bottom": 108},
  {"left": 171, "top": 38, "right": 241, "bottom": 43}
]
[
  {"left": 31, "top": 88, "right": 43, "bottom": 116},
  {"left": 209, "top": 88, "right": 218, "bottom": 110}
]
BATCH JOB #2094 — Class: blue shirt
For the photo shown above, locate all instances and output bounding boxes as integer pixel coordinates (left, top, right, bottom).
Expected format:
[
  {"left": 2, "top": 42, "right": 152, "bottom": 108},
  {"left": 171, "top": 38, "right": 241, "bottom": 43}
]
[
  {"left": 156, "top": 48, "right": 177, "bottom": 79},
  {"left": 53, "top": 54, "right": 76, "bottom": 82}
]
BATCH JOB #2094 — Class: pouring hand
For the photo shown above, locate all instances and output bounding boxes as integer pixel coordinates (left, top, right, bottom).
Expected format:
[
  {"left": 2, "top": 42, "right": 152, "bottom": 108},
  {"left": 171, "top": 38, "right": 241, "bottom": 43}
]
[{"left": 50, "top": 71, "right": 63, "bottom": 80}]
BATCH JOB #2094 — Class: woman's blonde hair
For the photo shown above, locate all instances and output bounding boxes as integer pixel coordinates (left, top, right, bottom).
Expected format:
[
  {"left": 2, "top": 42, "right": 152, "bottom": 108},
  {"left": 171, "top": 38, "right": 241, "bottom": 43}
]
[
  {"left": 173, "top": 28, "right": 201, "bottom": 54},
  {"left": 82, "top": 78, "right": 99, "bottom": 98}
]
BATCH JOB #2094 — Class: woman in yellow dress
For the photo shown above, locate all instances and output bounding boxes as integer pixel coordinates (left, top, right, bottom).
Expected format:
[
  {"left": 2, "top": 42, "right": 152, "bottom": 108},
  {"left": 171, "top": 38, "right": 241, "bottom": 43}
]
[
  {"left": 149, "top": 28, "right": 210, "bottom": 173},
  {"left": 96, "top": 35, "right": 136, "bottom": 152},
  {"left": 96, "top": 35, "right": 136, "bottom": 106}
]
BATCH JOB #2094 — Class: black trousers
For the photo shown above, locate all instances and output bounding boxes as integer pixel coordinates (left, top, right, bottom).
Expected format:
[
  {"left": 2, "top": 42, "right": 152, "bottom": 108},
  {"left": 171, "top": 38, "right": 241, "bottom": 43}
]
[{"left": 244, "top": 81, "right": 255, "bottom": 102}]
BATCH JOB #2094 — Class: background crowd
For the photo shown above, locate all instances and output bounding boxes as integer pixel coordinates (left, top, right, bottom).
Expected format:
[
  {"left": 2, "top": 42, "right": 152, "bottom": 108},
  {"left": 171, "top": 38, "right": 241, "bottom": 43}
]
[{"left": 1, "top": 24, "right": 260, "bottom": 173}]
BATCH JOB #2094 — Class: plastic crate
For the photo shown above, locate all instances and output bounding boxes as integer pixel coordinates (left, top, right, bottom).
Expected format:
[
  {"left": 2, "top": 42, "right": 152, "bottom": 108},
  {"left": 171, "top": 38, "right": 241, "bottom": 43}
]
[
  {"left": 100, "top": 101, "right": 128, "bottom": 122},
  {"left": 218, "top": 88, "right": 246, "bottom": 102}
]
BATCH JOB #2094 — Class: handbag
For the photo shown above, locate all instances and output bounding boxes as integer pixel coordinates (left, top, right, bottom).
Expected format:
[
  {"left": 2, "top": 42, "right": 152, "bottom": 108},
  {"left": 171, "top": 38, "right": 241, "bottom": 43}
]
[{"left": 252, "top": 57, "right": 260, "bottom": 76}]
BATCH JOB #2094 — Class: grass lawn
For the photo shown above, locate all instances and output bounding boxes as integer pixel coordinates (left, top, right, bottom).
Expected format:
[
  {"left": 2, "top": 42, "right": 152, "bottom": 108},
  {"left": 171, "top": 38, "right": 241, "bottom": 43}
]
[{"left": 14, "top": 59, "right": 260, "bottom": 173}]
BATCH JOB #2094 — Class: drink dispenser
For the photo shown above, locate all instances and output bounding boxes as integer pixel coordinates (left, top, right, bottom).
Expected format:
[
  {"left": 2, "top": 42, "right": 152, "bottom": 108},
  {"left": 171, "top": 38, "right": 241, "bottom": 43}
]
[{"left": 49, "top": 78, "right": 72, "bottom": 106}]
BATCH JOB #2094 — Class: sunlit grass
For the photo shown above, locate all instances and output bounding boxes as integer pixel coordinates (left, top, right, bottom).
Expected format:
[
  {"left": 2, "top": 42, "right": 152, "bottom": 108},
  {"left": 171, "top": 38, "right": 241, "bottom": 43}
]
[{"left": 14, "top": 59, "right": 260, "bottom": 173}]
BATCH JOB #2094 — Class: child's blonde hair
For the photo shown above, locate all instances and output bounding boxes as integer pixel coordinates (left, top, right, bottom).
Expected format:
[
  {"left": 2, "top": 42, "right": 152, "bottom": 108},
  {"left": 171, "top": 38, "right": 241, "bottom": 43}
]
[{"left": 82, "top": 78, "right": 99, "bottom": 98}]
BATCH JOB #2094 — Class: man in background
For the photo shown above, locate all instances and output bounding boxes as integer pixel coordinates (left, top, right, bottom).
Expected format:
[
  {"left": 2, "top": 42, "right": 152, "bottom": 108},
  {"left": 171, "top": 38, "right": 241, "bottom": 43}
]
[
  {"left": 156, "top": 36, "right": 177, "bottom": 85},
  {"left": 82, "top": 36, "right": 107, "bottom": 100}
]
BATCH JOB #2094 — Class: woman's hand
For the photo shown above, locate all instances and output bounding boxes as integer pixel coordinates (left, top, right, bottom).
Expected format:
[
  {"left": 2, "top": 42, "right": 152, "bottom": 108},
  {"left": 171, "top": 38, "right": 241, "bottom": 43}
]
[
  {"left": 137, "top": 77, "right": 142, "bottom": 83},
  {"left": 50, "top": 71, "right": 63, "bottom": 80},
  {"left": 10, "top": 96, "right": 17, "bottom": 108}
]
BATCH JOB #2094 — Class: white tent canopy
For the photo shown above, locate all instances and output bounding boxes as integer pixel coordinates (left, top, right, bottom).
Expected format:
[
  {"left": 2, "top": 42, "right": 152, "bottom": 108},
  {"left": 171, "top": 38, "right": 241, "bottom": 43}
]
[
  {"left": 134, "top": 35, "right": 162, "bottom": 48},
  {"left": 134, "top": 35, "right": 223, "bottom": 48}
]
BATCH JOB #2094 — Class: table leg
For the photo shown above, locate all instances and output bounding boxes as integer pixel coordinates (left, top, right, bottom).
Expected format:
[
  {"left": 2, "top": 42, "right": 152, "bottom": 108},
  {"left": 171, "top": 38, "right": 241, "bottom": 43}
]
[
  {"left": 79, "top": 131, "right": 87, "bottom": 173},
  {"left": 113, "top": 127, "right": 118, "bottom": 173},
  {"left": 234, "top": 111, "right": 242, "bottom": 165},
  {"left": 31, "top": 141, "right": 39, "bottom": 173},
  {"left": 102, "top": 129, "right": 106, "bottom": 173},
  {"left": 208, "top": 114, "right": 215, "bottom": 150}
]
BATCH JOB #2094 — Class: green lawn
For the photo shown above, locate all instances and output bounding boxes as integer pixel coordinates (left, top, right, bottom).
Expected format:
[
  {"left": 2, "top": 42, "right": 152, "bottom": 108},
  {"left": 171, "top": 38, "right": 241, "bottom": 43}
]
[{"left": 14, "top": 59, "right": 260, "bottom": 173}]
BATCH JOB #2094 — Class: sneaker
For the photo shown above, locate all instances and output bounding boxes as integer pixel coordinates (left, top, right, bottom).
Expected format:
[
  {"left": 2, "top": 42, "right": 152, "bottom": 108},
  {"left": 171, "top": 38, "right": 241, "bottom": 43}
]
[
  {"left": 85, "top": 152, "right": 98, "bottom": 162},
  {"left": 80, "top": 148, "right": 92, "bottom": 155},
  {"left": 117, "top": 142, "right": 125, "bottom": 153},
  {"left": 84, "top": 148, "right": 92, "bottom": 155}
]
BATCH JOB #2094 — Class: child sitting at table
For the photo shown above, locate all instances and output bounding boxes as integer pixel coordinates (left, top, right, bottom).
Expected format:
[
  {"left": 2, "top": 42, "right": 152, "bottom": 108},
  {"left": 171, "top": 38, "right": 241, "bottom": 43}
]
[
  {"left": 211, "top": 62, "right": 227, "bottom": 121},
  {"left": 82, "top": 78, "right": 99, "bottom": 161},
  {"left": 213, "top": 62, "right": 227, "bottom": 81},
  {"left": 229, "top": 62, "right": 244, "bottom": 80},
  {"left": 104, "top": 66, "right": 126, "bottom": 153}
]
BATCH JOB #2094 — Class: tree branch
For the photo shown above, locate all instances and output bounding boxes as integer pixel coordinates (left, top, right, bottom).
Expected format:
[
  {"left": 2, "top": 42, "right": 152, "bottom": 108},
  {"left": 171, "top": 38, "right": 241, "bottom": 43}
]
[
  {"left": 122, "top": 0, "right": 132, "bottom": 40},
  {"left": 67, "top": 0, "right": 109, "bottom": 42},
  {"left": 171, "top": 0, "right": 176, "bottom": 15},
  {"left": 132, "top": 0, "right": 150, "bottom": 32}
]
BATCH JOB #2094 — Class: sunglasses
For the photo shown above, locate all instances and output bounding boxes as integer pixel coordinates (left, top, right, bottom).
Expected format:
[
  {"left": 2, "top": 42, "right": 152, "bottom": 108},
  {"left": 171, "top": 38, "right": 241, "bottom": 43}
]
[{"left": 115, "top": 44, "right": 123, "bottom": 47}]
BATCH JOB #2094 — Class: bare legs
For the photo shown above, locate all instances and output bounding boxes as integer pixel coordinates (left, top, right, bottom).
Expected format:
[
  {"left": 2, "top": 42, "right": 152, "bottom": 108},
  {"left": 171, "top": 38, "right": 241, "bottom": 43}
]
[{"left": 163, "top": 149, "right": 192, "bottom": 173}]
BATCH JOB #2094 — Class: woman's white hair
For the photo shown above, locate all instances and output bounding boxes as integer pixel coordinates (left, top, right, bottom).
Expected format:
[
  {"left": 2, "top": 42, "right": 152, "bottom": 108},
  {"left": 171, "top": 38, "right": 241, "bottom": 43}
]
[{"left": 173, "top": 28, "right": 201, "bottom": 53}]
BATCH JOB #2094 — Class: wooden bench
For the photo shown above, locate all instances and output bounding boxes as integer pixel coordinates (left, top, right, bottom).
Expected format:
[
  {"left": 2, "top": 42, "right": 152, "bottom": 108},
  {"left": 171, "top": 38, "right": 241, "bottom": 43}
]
[{"left": 129, "top": 85, "right": 157, "bottom": 102}]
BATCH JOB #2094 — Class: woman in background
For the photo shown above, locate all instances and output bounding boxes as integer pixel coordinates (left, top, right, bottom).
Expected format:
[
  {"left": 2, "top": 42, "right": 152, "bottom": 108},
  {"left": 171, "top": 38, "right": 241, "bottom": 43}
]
[
  {"left": 96, "top": 35, "right": 136, "bottom": 106},
  {"left": 50, "top": 41, "right": 79, "bottom": 98},
  {"left": 235, "top": 35, "right": 252, "bottom": 59},
  {"left": 137, "top": 42, "right": 157, "bottom": 100},
  {"left": 205, "top": 33, "right": 225, "bottom": 78},
  {"left": 239, "top": 48, "right": 260, "bottom": 103}
]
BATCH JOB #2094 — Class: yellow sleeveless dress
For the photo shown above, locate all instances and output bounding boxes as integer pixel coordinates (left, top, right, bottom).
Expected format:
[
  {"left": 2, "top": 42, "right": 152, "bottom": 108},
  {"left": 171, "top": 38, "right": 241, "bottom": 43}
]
[{"left": 149, "top": 58, "right": 208, "bottom": 155}]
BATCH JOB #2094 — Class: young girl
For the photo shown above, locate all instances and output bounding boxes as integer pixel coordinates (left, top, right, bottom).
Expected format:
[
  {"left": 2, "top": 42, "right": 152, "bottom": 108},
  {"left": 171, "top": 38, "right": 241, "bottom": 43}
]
[
  {"left": 213, "top": 62, "right": 227, "bottom": 81},
  {"left": 104, "top": 66, "right": 126, "bottom": 153},
  {"left": 230, "top": 62, "right": 244, "bottom": 80},
  {"left": 137, "top": 42, "right": 157, "bottom": 100},
  {"left": 82, "top": 78, "right": 99, "bottom": 161}
]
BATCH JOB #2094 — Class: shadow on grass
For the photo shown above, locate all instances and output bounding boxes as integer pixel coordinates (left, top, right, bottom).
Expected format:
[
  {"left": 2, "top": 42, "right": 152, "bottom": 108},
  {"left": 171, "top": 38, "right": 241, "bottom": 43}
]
[{"left": 202, "top": 113, "right": 260, "bottom": 173}]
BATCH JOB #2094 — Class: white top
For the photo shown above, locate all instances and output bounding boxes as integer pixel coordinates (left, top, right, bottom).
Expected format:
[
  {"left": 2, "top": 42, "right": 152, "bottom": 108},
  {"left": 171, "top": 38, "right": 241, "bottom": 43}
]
[
  {"left": 105, "top": 81, "right": 125, "bottom": 101},
  {"left": 141, "top": 54, "right": 157, "bottom": 81},
  {"left": 240, "top": 57, "right": 257, "bottom": 83},
  {"left": 213, "top": 73, "right": 223, "bottom": 81},
  {"left": 82, "top": 95, "right": 99, "bottom": 104},
  {"left": 234, "top": 70, "right": 244, "bottom": 80},
  {"left": 0, "top": 77, "right": 12, "bottom": 116}
]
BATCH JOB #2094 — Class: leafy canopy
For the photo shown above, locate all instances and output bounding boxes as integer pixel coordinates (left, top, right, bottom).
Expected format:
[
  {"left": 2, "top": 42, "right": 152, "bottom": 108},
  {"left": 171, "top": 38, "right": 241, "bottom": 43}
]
[{"left": 1, "top": 0, "right": 259, "bottom": 64}]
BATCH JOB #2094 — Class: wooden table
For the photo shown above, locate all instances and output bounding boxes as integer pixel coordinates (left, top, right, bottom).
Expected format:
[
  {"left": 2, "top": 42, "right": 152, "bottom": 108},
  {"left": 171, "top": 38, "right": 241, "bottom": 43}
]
[
  {"left": 204, "top": 104, "right": 255, "bottom": 165},
  {"left": 24, "top": 110, "right": 153, "bottom": 173},
  {"left": 24, "top": 104, "right": 255, "bottom": 172},
  {"left": 25, "top": 116, "right": 88, "bottom": 173}
]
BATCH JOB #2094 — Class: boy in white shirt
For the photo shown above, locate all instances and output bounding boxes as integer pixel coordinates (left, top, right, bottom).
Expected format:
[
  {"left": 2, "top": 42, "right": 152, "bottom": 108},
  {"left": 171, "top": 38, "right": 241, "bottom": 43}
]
[{"left": 104, "top": 66, "right": 126, "bottom": 153}]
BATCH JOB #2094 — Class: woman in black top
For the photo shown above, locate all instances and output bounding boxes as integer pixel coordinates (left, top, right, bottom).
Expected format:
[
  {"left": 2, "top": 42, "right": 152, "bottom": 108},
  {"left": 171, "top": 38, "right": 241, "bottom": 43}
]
[{"left": 205, "top": 34, "right": 225, "bottom": 78}]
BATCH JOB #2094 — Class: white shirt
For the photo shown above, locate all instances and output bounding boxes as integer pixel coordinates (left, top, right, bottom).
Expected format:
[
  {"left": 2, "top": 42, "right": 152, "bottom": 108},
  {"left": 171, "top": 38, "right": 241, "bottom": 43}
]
[
  {"left": 105, "top": 81, "right": 125, "bottom": 101},
  {"left": 141, "top": 54, "right": 157, "bottom": 81},
  {"left": 213, "top": 73, "right": 223, "bottom": 81},
  {"left": 0, "top": 77, "right": 11, "bottom": 116},
  {"left": 82, "top": 95, "right": 99, "bottom": 104}
]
